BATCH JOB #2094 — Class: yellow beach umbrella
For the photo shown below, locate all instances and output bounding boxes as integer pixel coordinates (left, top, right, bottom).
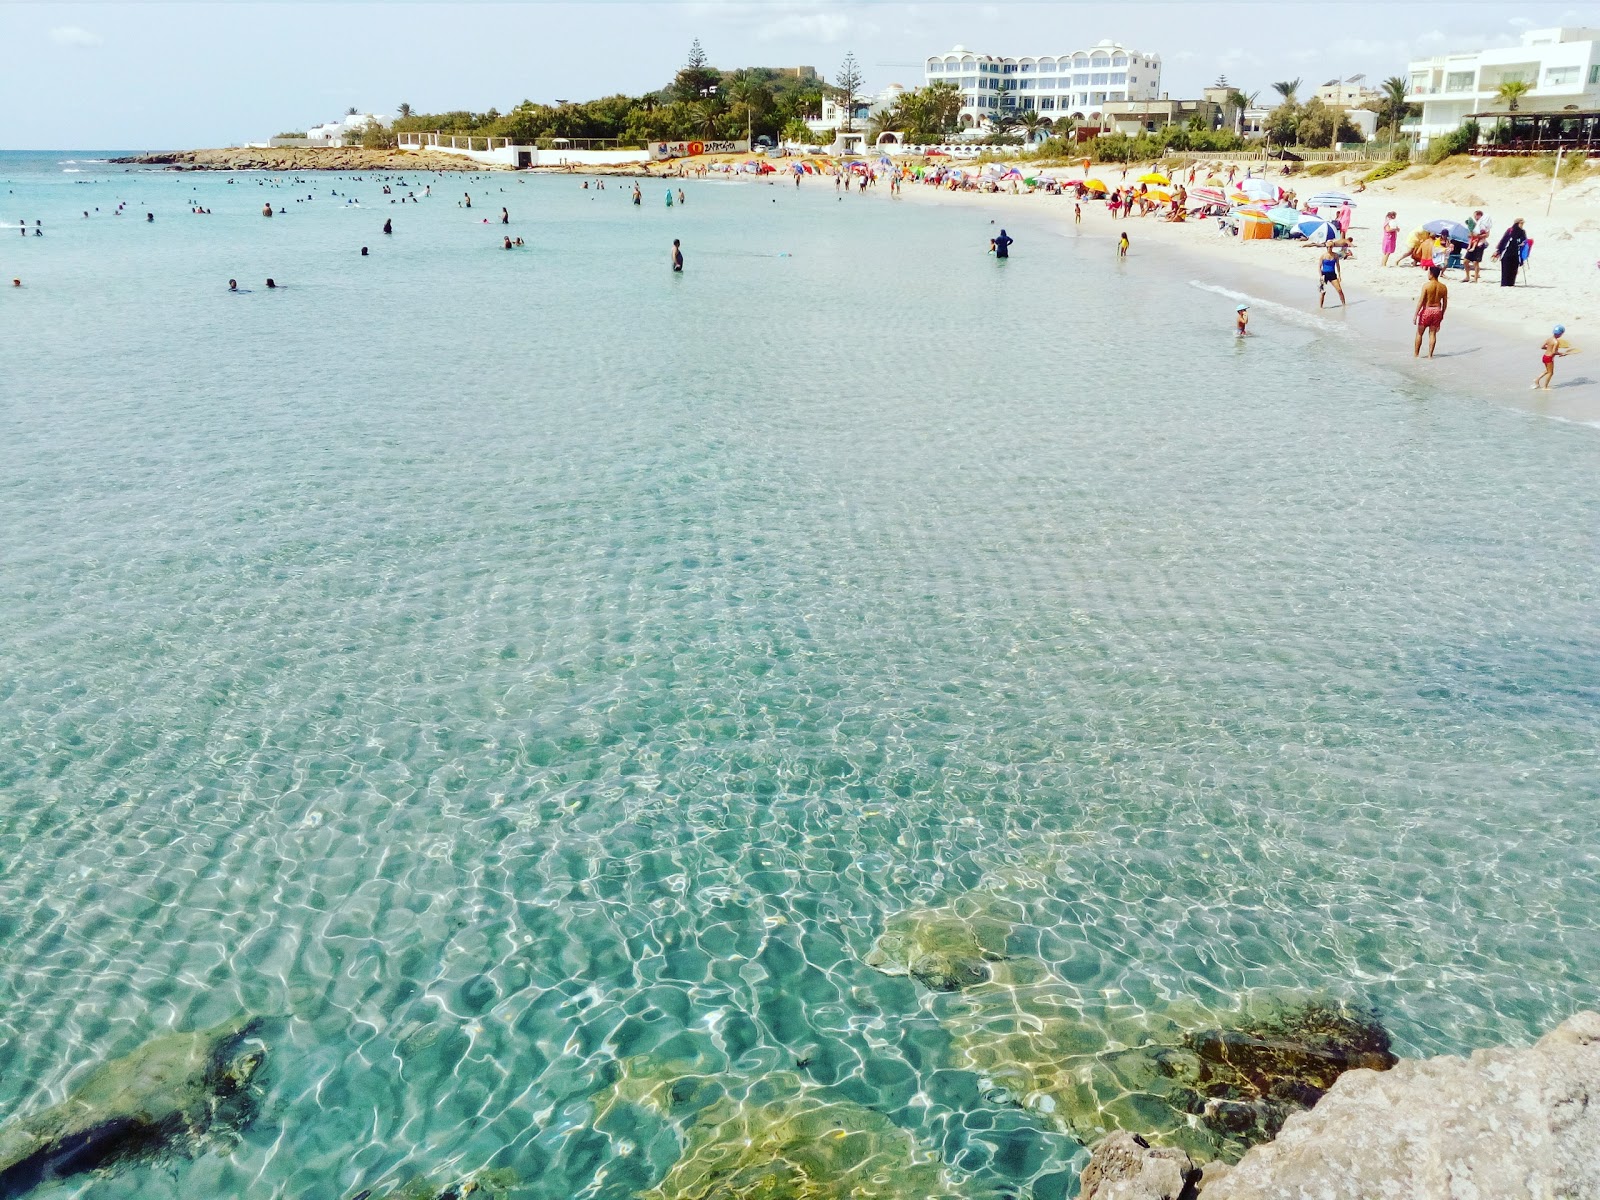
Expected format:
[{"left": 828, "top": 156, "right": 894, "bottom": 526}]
[
  {"left": 1138, "top": 171, "right": 1169, "bottom": 185},
  {"left": 1083, "top": 178, "right": 1109, "bottom": 192},
  {"left": 1144, "top": 186, "right": 1173, "bottom": 203}
]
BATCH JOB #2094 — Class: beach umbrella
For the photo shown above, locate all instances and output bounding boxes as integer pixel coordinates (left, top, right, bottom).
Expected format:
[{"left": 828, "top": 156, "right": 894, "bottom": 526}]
[
  {"left": 1295, "top": 218, "right": 1338, "bottom": 242},
  {"left": 1306, "top": 191, "right": 1356, "bottom": 208},
  {"left": 1144, "top": 186, "right": 1173, "bottom": 203},
  {"left": 1138, "top": 171, "right": 1169, "bottom": 185},
  {"left": 1083, "top": 178, "right": 1108, "bottom": 192},
  {"left": 1187, "top": 185, "right": 1226, "bottom": 206},
  {"left": 1266, "top": 205, "right": 1302, "bottom": 227},
  {"left": 1238, "top": 178, "right": 1278, "bottom": 202},
  {"left": 1422, "top": 218, "right": 1471, "bottom": 243}
]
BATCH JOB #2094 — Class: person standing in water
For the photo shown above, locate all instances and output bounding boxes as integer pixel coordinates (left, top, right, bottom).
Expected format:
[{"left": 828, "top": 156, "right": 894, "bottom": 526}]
[
  {"left": 666, "top": 189, "right": 674, "bottom": 208},
  {"left": 1534, "top": 325, "right": 1571, "bottom": 390},
  {"left": 501, "top": 208, "right": 509, "bottom": 224},
  {"left": 262, "top": 203, "right": 273, "bottom": 218},
  {"left": 1413, "top": 266, "right": 1448, "bottom": 358},
  {"left": 1235, "top": 304, "right": 1250, "bottom": 336},
  {"left": 383, "top": 218, "right": 393, "bottom": 235},
  {"left": 1118, "top": 231, "right": 1130, "bottom": 258},
  {"left": 677, "top": 189, "right": 685, "bottom": 206},
  {"left": 989, "top": 229, "right": 1014, "bottom": 259},
  {"left": 1318, "top": 242, "right": 1345, "bottom": 307},
  {"left": 672, "top": 239, "right": 684, "bottom": 272}
]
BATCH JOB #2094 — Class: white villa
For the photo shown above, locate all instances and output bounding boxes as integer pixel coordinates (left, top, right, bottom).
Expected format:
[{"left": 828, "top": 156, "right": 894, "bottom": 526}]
[
  {"left": 1406, "top": 27, "right": 1600, "bottom": 147},
  {"left": 923, "top": 41, "right": 1162, "bottom": 131},
  {"left": 302, "top": 113, "right": 392, "bottom": 147}
]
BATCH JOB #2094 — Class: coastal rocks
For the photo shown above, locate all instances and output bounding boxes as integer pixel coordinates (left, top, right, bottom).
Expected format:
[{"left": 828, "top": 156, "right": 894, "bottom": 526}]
[
  {"left": 1078, "top": 1133, "right": 1200, "bottom": 1200},
  {"left": 108, "top": 148, "right": 508, "bottom": 173},
  {"left": 863, "top": 898, "right": 1020, "bottom": 991},
  {"left": 0, "top": 1017, "right": 266, "bottom": 1198},
  {"left": 1201, "top": 1011, "right": 1600, "bottom": 1200}
]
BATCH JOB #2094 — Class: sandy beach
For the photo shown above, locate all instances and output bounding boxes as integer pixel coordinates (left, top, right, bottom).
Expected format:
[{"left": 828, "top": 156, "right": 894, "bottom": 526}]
[{"left": 866, "top": 155, "right": 1600, "bottom": 423}]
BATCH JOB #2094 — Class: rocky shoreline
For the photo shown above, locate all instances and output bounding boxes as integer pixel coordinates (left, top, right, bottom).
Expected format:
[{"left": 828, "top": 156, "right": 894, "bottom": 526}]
[
  {"left": 1084, "top": 1011, "right": 1600, "bottom": 1200},
  {"left": 109, "top": 147, "right": 513, "bottom": 172}
]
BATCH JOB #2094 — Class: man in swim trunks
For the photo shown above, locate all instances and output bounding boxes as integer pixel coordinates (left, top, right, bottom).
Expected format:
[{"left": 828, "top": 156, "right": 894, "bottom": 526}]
[
  {"left": 1318, "top": 243, "right": 1345, "bottom": 308},
  {"left": 1413, "top": 266, "right": 1447, "bottom": 358}
]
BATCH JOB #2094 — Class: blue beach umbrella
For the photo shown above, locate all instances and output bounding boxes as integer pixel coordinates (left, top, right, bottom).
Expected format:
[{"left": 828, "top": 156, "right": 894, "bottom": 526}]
[
  {"left": 1266, "top": 205, "right": 1302, "bottom": 227},
  {"left": 1306, "top": 191, "right": 1355, "bottom": 208},
  {"left": 1422, "top": 218, "right": 1471, "bottom": 243},
  {"left": 1295, "top": 218, "right": 1338, "bottom": 242}
]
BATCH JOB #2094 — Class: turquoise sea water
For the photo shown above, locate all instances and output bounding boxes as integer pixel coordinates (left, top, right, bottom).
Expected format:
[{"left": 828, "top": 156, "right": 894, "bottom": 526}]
[{"left": 2, "top": 149, "right": 1599, "bottom": 1197}]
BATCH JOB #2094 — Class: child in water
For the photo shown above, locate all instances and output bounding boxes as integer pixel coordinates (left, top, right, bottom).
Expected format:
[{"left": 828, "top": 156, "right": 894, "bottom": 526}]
[
  {"left": 1236, "top": 305, "right": 1250, "bottom": 336},
  {"left": 1118, "top": 232, "right": 1130, "bottom": 258}
]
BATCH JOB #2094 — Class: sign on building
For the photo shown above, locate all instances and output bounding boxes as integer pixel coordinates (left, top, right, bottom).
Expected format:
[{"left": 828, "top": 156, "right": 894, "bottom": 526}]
[{"left": 650, "top": 140, "right": 751, "bottom": 160}]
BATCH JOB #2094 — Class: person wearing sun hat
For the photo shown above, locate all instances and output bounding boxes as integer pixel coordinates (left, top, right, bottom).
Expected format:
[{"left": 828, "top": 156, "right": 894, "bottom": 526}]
[
  {"left": 1534, "top": 325, "right": 1572, "bottom": 390},
  {"left": 1235, "top": 304, "right": 1250, "bottom": 337}
]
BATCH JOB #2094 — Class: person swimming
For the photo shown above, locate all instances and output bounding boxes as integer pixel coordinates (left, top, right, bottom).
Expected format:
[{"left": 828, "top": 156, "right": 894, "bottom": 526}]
[
  {"left": 503, "top": 236, "right": 513, "bottom": 250},
  {"left": 361, "top": 246, "right": 369, "bottom": 256},
  {"left": 265, "top": 278, "right": 277, "bottom": 289},
  {"left": 262, "top": 204, "right": 273, "bottom": 217},
  {"left": 228, "top": 279, "right": 238, "bottom": 291}
]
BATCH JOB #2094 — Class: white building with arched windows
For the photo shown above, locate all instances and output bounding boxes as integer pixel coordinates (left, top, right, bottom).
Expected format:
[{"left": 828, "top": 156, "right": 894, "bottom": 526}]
[{"left": 923, "top": 40, "right": 1162, "bottom": 132}]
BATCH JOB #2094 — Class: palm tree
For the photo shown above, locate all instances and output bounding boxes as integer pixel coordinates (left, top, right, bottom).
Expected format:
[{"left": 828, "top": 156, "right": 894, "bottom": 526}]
[
  {"left": 1018, "top": 109, "right": 1048, "bottom": 144},
  {"left": 1496, "top": 79, "right": 1532, "bottom": 112},
  {"left": 1272, "top": 78, "right": 1302, "bottom": 105},
  {"left": 695, "top": 101, "right": 722, "bottom": 139},
  {"left": 1380, "top": 76, "right": 1410, "bottom": 146},
  {"left": 397, "top": 102, "right": 413, "bottom": 120}
]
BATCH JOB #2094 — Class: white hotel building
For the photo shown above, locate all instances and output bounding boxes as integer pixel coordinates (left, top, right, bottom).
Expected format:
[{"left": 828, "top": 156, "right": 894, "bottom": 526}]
[
  {"left": 924, "top": 41, "right": 1162, "bottom": 131},
  {"left": 1406, "top": 27, "right": 1600, "bottom": 147}
]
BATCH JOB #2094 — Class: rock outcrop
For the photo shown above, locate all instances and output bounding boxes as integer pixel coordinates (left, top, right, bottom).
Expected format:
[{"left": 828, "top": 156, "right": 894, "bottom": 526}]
[
  {"left": 864, "top": 898, "right": 1019, "bottom": 992},
  {"left": 1201, "top": 1011, "right": 1600, "bottom": 1200},
  {"left": 1079, "top": 1132, "right": 1201, "bottom": 1200},
  {"left": 0, "top": 1017, "right": 265, "bottom": 1198},
  {"left": 110, "top": 148, "right": 509, "bottom": 173}
]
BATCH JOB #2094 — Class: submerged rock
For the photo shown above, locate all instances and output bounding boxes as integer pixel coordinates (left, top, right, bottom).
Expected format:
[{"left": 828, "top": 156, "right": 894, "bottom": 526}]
[
  {"left": 603, "top": 1068, "right": 959, "bottom": 1200},
  {"left": 1162, "top": 995, "right": 1396, "bottom": 1157},
  {"left": 0, "top": 1017, "right": 265, "bottom": 1198},
  {"left": 357, "top": 1167, "right": 519, "bottom": 1200},
  {"left": 864, "top": 898, "right": 1019, "bottom": 992},
  {"left": 947, "top": 989, "right": 1394, "bottom": 1163},
  {"left": 1201, "top": 1011, "right": 1600, "bottom": 1200}
]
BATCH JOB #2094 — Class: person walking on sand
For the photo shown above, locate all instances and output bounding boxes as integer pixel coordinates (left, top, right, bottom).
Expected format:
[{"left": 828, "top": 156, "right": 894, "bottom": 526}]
[
  {"left": 1318, "top": 242, "right": 1345, "bottom": 307},
  {"left": 1118, "top": 231, "right": 1129, "bottom": 258},
  {"left": 671, "top": 239, "right": 684, "bottom": 272},
  {"left": 989, "top": 229, "right": 1014, "bottom": 259},
  {"left": 1534, "top": 325, "right": 1571, "bottom": 390},
  {"left": 1494, "top": 218, "right": 1527, "bottom": 286},
  {"left": 1380, "top": 212, "right": 1399, "bottom": 266},
  {"left": 1413, "top": 266, "right": 1448, "bottom": 358}
]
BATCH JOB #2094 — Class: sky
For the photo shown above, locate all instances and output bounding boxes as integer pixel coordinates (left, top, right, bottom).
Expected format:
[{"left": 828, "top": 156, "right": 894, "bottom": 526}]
[{"left": 0, "top": 0, "right": 1591, "bottom": 149}]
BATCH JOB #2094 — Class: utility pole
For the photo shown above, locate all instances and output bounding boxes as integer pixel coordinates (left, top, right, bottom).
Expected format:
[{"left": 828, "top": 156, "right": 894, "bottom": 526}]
[{"left": 1547, "top": 145, "right": 1564, "bottom": 216}]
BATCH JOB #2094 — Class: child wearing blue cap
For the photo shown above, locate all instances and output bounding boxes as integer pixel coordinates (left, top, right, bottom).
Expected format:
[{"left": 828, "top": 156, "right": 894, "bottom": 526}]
[{"left": 1534, "top": 325, "right": 1571, "bottom": 390}]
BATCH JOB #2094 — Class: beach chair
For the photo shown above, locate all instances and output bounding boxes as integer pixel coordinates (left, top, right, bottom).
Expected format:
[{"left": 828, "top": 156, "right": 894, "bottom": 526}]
[
  {"left": 1446, "top": 246, "right": 1464, "bottom": 273},
  {"left": 1520, "top": 239, "right": 1533, "bottom": 284}
]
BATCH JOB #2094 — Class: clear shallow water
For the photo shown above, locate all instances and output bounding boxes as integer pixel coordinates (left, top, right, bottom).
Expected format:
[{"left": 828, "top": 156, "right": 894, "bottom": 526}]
[{"left": 2, "top": 150, "right": 1599, "bottom": 1197}]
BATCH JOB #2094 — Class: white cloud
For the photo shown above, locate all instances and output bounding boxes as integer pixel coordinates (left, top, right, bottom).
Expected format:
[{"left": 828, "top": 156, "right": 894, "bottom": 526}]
[
  {"left": 1508, "top": 16, "right": 1534, "bottom": 27},
  {"left": 49, "top": 25, "right": 102, "bottom": 47},
  {"left": 755, "top": 10, "right": 857, "bottom": 43}
]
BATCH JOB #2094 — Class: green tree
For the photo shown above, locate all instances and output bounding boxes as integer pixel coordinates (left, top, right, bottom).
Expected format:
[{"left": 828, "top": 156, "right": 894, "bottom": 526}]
[
  {"left": 780, "top": 116, "right": 814, "bottom": 145},
  {"left": 1272, "top": 78, "right": 1302, "bottom": 105},
  {"left": 675, "top": 39, "right": 720, "bottom": 104},
  {"left": 1495, "top": 79, "right": 1531, "bottom": 111},
  {"left": 1018, "top": 109, "right": 1048, "bottom": 143},
  {"left": 397, "top": 102, "right": 412, "bottom": 120},
  {"left": 1266, "top": 100, "right": 1300, "bottom": 145},
  {"left": 834, "top": 52, "right": 865, "bottom": 131}
]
